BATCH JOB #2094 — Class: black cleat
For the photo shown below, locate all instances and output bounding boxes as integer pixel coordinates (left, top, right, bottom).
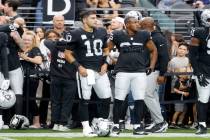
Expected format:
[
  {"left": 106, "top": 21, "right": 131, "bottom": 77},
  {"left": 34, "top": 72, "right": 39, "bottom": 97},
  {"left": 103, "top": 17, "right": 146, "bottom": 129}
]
[
  {"left": 110, "top": 126, "right": 120, "bottom": 136},
  {"left": 146, "top": 121, "right": 168, "bottom": 133},
  {"left": 195, "top": 125, "right": 207, "bottom": 135},
  {"left": 133, "top": 125, "right": 148, "bottom": 135}
]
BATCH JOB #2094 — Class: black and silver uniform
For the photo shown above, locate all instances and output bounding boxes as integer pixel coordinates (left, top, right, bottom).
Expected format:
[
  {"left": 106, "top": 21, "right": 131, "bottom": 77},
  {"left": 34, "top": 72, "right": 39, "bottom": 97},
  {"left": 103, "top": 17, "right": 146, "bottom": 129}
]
[
  {"left": 0, "top": 24, "right": 22, "bottom": 71},
  {"left": 68, "top": 27, "right": 108, "bottom": 71},
  {"left": 0, "top": 32, "right": 9, "bottom": 79},
  {"left": 191, "top": 27, "right": 210, "bottom": 77},
  {"left": 110, "top": 30, "right": 151, "bottom": 73}
]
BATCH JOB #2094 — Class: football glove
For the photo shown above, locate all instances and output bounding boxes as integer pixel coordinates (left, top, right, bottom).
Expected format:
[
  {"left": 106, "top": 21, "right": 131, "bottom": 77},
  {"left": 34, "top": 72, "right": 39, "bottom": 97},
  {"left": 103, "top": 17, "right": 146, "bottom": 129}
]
[
  {"left": 0, "top": 79, "right": 10, "bottom": 90},
  {"left": 197, "top": 74, "right": 209, "bottom": 87}
]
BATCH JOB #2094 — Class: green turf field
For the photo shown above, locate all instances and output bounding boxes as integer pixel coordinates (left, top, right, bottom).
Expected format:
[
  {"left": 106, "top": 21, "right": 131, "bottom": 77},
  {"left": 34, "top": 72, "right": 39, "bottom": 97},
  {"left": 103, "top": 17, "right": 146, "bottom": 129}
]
[
  {"left": 7, "top": 138, "right": 210, "bottom": 140},
  {"left": 0, "top": 128, "right": 209, "bottom": 140}
]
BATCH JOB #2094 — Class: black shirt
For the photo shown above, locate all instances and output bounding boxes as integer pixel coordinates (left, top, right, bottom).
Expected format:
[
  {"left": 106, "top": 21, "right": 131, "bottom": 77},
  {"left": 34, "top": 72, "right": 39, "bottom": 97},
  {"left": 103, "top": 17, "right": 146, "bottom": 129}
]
[
  {"left": 110, "top": 30, "right": 151, "bottom": 73},
  {"left": 191, "top": 27, "right": 210, "bottom": 77},
  {"left": 44, "top": 40, "right": 76, "bottom": 80},
  {"left": 174, "top": 78, "right": 190, "bottom": 100},
  {"left": 20, "top": 47, "right": 42, "bottom": 74},
  {"left": 151, "top": 30, "right": 169, "bottom": 76},
  {"left": 68, "top": 27, "right": 108, "bottom": 72}
]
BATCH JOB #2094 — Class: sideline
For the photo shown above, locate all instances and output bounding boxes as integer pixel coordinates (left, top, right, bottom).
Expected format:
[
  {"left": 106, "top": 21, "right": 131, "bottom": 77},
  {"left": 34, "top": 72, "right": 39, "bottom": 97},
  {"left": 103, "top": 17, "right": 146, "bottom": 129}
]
[{"left": 0, "top": 133, "right": 210, "bottom": 138}]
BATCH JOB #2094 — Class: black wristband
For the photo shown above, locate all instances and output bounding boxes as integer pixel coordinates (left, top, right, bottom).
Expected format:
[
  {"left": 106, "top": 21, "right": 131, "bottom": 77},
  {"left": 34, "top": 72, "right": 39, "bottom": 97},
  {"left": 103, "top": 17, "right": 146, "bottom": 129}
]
[
  {"left": 72, "top": 60, "right": 80, "bottom": 69},
  {"left": 103, "top": 55, "right": 109, "bottom": 65}
]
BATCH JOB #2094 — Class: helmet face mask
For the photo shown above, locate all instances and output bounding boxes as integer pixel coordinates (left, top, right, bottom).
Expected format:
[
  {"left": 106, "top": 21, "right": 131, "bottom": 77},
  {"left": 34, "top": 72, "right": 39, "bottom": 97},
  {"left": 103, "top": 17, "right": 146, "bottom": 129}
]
[
  {"left": 201, "top": 9, "right": 210, "bottom": 27},
  {"left": 0, "top": 89, "right": 16, "bottom": 109},
  {"left": 9, "top": 115, "right": 29, "bottom": 129},
  {"left": 92, "top": 118, "right": 111, "bottom": 137}
]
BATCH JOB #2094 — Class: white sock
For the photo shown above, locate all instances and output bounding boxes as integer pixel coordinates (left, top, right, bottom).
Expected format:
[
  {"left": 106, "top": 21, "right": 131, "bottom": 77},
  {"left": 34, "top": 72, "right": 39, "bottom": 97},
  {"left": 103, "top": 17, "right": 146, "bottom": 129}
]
[
  {"left": 199, "top": 122, "right": 206, "bottom": 127},
  {"left": 81, "top": 121, "right": 90, "bottom": 129},
  {"left": 0, "top": 115, "right": 2, "bottom": 121}
]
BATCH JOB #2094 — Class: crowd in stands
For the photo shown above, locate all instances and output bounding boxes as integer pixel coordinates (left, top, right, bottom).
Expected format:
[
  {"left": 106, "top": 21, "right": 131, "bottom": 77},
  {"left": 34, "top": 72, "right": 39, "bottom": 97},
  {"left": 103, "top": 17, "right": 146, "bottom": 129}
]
[{"left": 0, "top": 0, "right": 210, "bottom": 136}]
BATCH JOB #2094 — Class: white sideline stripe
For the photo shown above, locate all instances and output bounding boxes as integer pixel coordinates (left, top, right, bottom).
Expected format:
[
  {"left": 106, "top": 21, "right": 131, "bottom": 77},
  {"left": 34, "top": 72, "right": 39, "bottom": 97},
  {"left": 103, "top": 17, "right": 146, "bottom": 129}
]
[
  {"left": 0, "top": 137, "right": 16, "bottom": 140},
  {"left": 0, "top": 133, "right": 210, "bottom": 138}
]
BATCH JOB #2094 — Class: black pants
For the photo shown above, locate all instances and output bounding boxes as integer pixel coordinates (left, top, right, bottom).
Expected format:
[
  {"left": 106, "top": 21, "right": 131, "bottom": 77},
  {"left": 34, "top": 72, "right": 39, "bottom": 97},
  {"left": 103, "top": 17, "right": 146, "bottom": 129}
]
[
  {"left": 23, "top": 77, "right": 39, "bottom": 122},
  {"left": 50, "top": 76, "right": 77, "bottom": 125},
  {"left": 39, "top": 78, "right": 50, "bottom": 124}
]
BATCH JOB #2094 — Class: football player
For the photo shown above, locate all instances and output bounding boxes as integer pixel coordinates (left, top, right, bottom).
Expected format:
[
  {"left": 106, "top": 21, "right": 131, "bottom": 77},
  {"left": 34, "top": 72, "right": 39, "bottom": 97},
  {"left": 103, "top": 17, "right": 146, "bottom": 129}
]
[
  {"left": 0, "top": 16, "right": 25, "bottom": 129},
  {"left": 107, "top": 16, "right": 157, "bottom": 135},
  {"left": 141, "top": 17, "right": 169, "bottom": 133},
  {"left": 189, "top": 9, "right": 210, "bottom": 134},
  {"left": 64, "top": 11, "right": 112, "bottom": 137}
]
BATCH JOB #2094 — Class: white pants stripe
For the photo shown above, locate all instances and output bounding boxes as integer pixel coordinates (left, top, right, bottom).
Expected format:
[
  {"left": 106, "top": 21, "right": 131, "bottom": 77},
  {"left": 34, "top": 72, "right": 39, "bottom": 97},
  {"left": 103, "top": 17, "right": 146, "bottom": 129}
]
[{"left": 195, "top": 77, "right": 210, "bottom": 103}]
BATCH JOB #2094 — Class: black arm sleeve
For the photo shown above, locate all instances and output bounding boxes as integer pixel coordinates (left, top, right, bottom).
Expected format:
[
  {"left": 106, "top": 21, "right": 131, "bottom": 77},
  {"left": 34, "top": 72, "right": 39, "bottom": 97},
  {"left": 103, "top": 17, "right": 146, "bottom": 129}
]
[
  {"left": 0, "top": 33, "right": 9, "bottom": 79},
  {"left": 43, "top": 39, "right": 57, "bottom": 52},
  {"left": 189, "top": 46, "right": 199, "bottom": 75},
  {"left": 44, "top": 39, "right": 75, "bottom": 52},
  {"left": 0, "top": 24, "right": 16, "bottom": 32}
]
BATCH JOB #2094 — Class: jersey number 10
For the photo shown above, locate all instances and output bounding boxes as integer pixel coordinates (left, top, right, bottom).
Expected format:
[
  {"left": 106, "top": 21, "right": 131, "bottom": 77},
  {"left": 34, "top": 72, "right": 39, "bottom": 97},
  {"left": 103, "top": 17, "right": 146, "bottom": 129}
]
[{"left": 84, "top": 39, "right": 103, "bottom": 57}]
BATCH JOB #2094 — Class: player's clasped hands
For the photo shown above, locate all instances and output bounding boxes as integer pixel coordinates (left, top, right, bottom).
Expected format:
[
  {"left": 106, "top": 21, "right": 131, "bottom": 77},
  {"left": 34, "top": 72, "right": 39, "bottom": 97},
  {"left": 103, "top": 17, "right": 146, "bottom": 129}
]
[
  {"left": 78, "top": 65, "right": 88, "bottom": 77},
  {"left": 99, "top": 63, "right": 108, "bottom": 75}
]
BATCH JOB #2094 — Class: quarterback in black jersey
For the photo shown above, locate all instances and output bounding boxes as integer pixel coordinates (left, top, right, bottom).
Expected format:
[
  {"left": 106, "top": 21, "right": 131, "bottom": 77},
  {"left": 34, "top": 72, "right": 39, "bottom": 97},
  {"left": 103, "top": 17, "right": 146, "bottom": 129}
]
[
  {"left": 64, "top": 11, "right": 111, "bottom": 137},
  {"left": 189, "top": 9, "right": 210, "bottom": 135},
  {"left": 107, "top": 16, "right": 157, "bottom": 135}
]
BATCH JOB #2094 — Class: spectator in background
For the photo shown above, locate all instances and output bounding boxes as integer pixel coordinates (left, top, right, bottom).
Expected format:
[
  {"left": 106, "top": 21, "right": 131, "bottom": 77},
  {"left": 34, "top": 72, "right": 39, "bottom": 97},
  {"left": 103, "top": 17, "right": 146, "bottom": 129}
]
[
  {"left": 19, "top": 31, "right": 43, "bottom": 129},
  {"left": 86, "top": 0, "right": 98, "bottom": 7},
  {"left": 35, "top": 27, "right": 45, "bottom": 42},
  {"left": 167, "top": 43, "right": 192, "bottom": 128},
  {"left": 170, "top": 67, "right": 192, "bottom": 128},
  {"left": 97, "top": 0, "right": 120, "bottom": 20},
  {"left": 53, "top": 15, "right": 65, "bottom": 36},
  {"left": 169, "top": 33, "right": 185, "bottom": 59},
  {"left": 38, "top": 29, "right": 58, "bottom": 128}
]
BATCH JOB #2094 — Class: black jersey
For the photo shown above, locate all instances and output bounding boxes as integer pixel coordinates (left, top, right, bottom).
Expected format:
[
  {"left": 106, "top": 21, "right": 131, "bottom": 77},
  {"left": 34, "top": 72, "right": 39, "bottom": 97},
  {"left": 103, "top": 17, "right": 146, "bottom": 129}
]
[
  {"left": 0, "top": 32, "right": 9, "bottom": 79},
  {"left": 68, "top": 27, "right": 108, "bottom": 71},
  {"left": 20, "top": 47, "right": 42, "bottom": 74},
  {"left": 0, "top": 24, "right": 22, "bottom": 71},
  {"left": 191, "top": 27, "right": 210, "bottom": 77},
  {"left": 44, "top": 40, "right": 76, "bottom": 80},
  {"left": 110, "top": 30, "right": 151, "bottom": 73},
  {"left": 7, "top": 35, "right": 21, "bottom": 71}
]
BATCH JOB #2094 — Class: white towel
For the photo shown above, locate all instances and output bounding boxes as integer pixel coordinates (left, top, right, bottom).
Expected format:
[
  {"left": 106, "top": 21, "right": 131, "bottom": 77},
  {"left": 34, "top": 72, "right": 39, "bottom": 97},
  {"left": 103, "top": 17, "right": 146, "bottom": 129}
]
[{"left": 87, "top": 69, "right": 95, "bottom": 85}]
